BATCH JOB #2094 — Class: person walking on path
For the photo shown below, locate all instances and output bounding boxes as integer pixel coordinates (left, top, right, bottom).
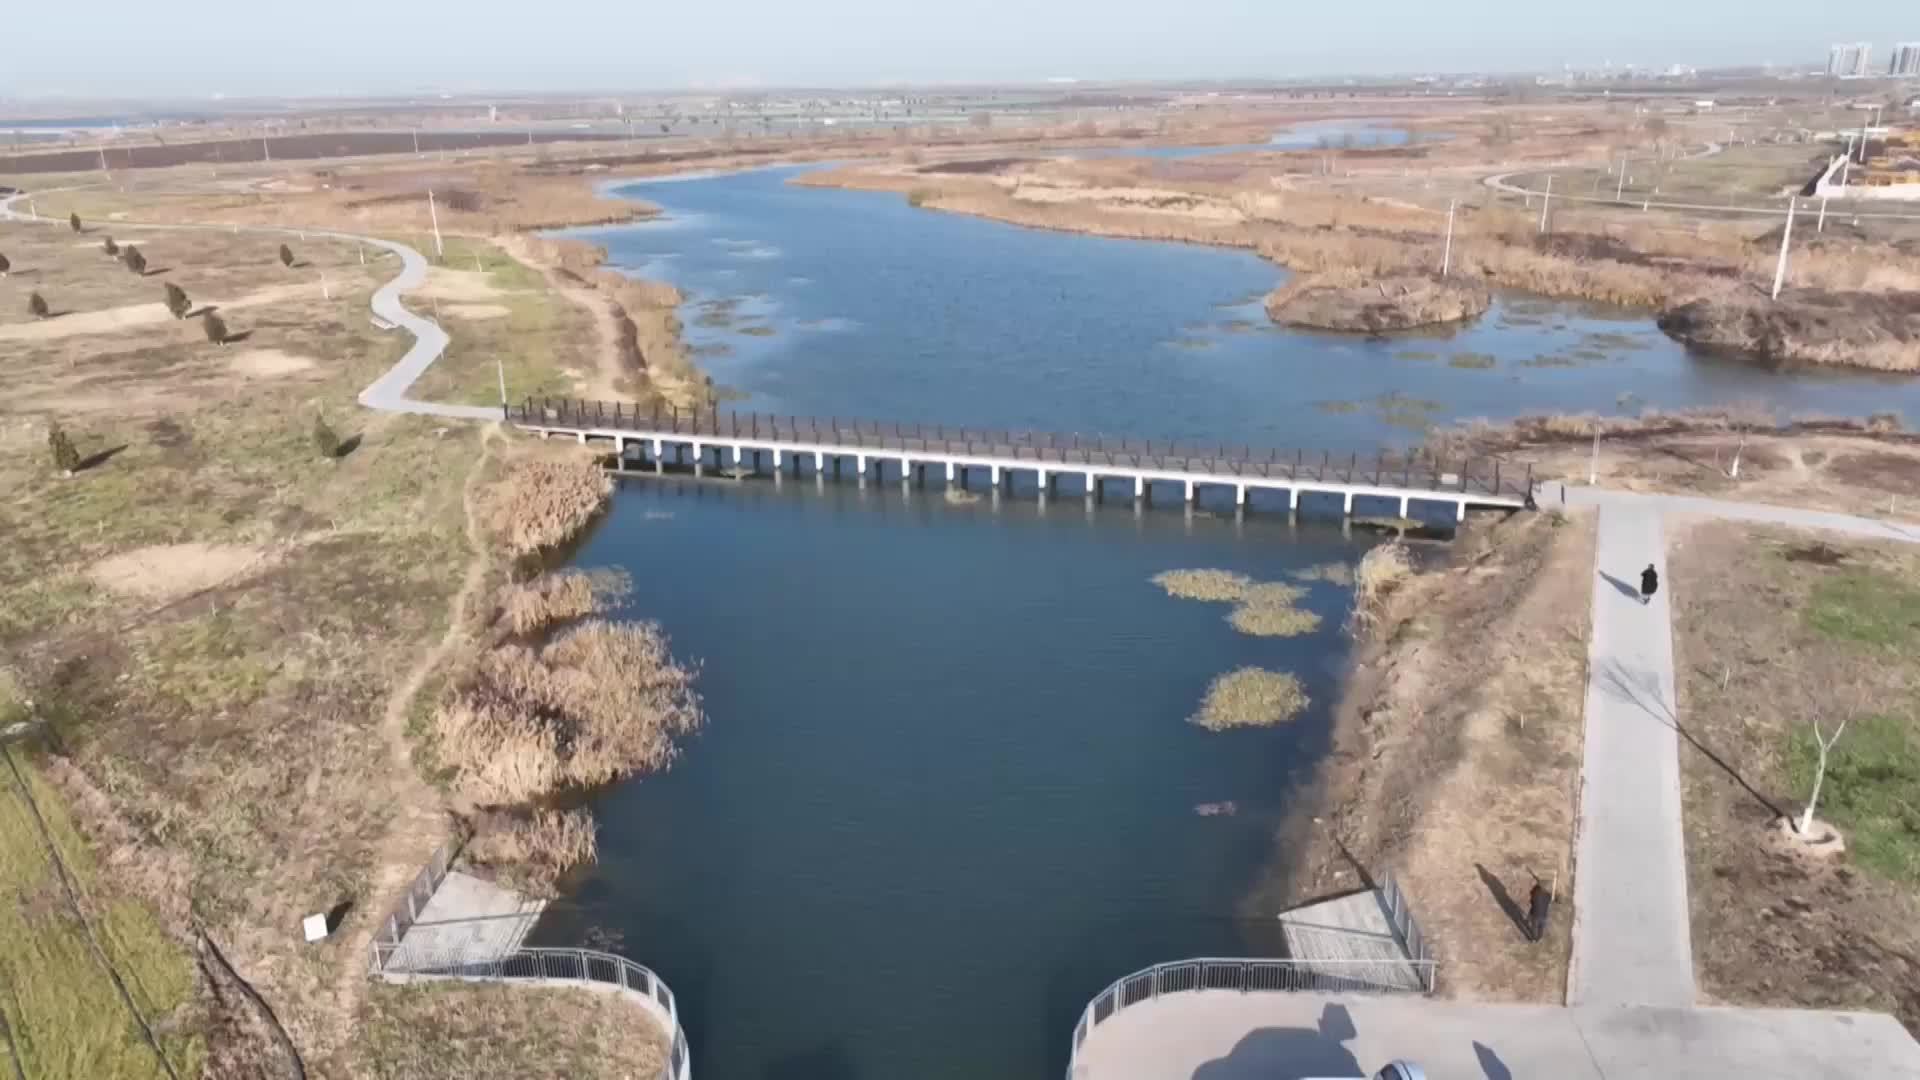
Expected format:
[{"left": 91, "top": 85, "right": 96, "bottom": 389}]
[{"left": 1639, "top": 563, "right": 1659, "bottom": 605}]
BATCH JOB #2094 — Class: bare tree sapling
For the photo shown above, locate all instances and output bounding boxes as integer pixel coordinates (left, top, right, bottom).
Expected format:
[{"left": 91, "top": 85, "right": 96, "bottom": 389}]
[
  {"left": 279, "top": 243, "right": 295, "bottom": 268},
  {"left": 202, "top": 311, "right": 228, "bottom": 345},
  {"left": 163, "top": 282, "right": 191, "bottom": 319},
  {"left": 27, "top": 291, "right": 48, "bottom": 319}
]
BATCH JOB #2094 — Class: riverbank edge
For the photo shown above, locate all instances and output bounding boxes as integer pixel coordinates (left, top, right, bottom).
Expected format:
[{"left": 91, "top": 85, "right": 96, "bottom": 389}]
[{"left": 1248, "top": 507, "right": 1592, "bottom": 1002}]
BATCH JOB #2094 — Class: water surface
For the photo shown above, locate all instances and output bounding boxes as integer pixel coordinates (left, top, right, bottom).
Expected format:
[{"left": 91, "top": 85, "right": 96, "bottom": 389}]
[{"left": 534, "top": 477, "right": 1368, "bottom": 1080}]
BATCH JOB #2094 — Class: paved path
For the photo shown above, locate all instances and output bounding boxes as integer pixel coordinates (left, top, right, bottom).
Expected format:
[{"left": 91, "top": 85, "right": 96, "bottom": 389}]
[
  {"left": 0, "top": 186, "right": 497, "bottom": 422},
  {"left": 1556, "top": 483, "right": 1920, "bottom": 545},
  {"left": 1570, "top": 501, "right": 1693, "bottom": 1007},
  {"left": 1071, "top": 990, "right": 1920, "bottom": 1079}
]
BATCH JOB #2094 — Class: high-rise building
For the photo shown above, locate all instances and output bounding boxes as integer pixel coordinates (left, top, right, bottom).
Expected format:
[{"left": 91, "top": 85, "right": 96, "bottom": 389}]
[
  {"left": 1891, "top": 43, "right": 1920, "bottom": 77},
  {"left": 1829, "top": 42, "right": 1873, "bottom": 78}
]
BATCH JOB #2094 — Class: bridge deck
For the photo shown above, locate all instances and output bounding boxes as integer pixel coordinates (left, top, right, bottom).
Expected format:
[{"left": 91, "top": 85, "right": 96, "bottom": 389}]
[{"left": 507, "top": 398, "right": 1534, "bottom": 511}]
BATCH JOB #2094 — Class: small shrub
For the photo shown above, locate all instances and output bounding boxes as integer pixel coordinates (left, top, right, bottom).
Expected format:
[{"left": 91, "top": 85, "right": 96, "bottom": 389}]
[
  {"left": 202, "top": 312, "right": 228, "bottom": 345},
  {"left": 102, "top": 236, "right": 118, "bottom": 257},
  {"left": 163, "top": 282, "right": 191, "bottom": 319},
  {"left": 278, "top": 243, "right": 294, "bottom": 268},
  {"left": 1353, "top": 543, "right": 1414, "bottom": 634},
  {"left": 1191, "top": 668, "right": 1310, "bottom": 731},
  {"left": 121, "top": 245, "right": 146, "bottom": 275},
  {"left": 27, "top": 291, "right": 48, "bottom": 319},
  {"left": 47, "top": 421, "right": 80, "bottom": 474},
  {"left": 313, "top": 414, "right": 341, "bottom": 459},
  {"left": 0, "top": 252, "right": 10, "bottom": 276},
  {"left": 68, "top": 211, "right": 81, "bottom": 233}
]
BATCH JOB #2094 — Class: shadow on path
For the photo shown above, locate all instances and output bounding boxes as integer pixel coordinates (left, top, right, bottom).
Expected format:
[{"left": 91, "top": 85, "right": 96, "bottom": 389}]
[
  {"left": 1192, "top": 1003, "right": 1362, "bottom": 1080},
  {"left": 1597, "top": 569, "right": 1644, "bottom": 603},
  {"left": 1595, "top": 657, "right": 1788, "bottom": 819},
  {"left": 1473, "top": 1040, "right": 1514, "bottom": 1080}
]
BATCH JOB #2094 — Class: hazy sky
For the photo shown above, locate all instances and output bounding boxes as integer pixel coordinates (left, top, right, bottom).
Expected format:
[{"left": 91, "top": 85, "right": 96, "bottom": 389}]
[{"left": 4, "top": 0, "right": 1918, "bottom": 98}]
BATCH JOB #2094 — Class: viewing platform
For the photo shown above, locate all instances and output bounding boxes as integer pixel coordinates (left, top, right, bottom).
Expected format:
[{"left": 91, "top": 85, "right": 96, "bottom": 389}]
[{"left": 507, "top": 398, "right": 1535, "bottom": 521}]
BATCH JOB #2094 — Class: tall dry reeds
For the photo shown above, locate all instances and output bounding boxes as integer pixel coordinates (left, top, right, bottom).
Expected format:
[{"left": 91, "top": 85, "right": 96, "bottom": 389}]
[
  {"left": 499, "top": 571, "right": 601, "bottom": 636},
  {"left": 434, "top": 618, "right": 703, "bottom": 805},
  {"left": 464, "top": 808, "right": 599, "bottom": 898},
  {"left": 487, "top": 458, "right": 613, "bottom": 558},
  {"left": 1353, "top": 543, "right": 1414, "bottom": 636}
]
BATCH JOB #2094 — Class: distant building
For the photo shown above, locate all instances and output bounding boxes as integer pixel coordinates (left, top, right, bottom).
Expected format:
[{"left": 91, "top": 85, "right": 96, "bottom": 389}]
[
  {"left": 1892, "top": 43, "right": 1920, "bottom": 77},
  {"left": 1829, "top": 42, "right": 1874, "bottom": 78}
]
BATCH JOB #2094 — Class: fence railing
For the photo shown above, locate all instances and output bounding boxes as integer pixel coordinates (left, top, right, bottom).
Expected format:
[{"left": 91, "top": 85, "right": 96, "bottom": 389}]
[
  {"left": 370, "top": 841, "right": 452, "bottom": 956},
  {"left": 1379, "top": 870, "right": 1432, "bottom": 975},
  {"left": 373, "top": 944, "right": 690, "bottom": 1080},
  {"left": 1068, "top": 955, "right": 1438, "bottom": 1065},
  {"left": 507, "top": 397, "right": 1535, "bottom": 500}
]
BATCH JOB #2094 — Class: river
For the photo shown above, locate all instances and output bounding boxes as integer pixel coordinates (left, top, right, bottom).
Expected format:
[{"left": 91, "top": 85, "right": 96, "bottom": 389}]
[{"left": 533, "top": 130, "right": 1920, "bottom": 1080}]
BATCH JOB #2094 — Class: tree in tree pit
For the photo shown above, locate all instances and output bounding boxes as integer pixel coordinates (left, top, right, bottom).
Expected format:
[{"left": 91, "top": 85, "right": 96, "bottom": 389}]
[
  {"left": 28, "top": 291, "right": 48, "bottom": 319},
  {"left": 68, "top": 211, "right": 81, "bottom": 233},
  {"left": 121, "top": 245, "right": 147, "bottom": 276},
  {"left": 1798, "top": 705, "right": 1852, "bottom": 837},
  {"left": 102, "top": 236, "right": 119, "bottom": 257},
  {"left": 313, "top": 413, "right": 342, "bottom": 460},
  {"left": 202, "top": 311, "right": 228, "bottom": 345},
  {"left": 48, "top": 421, "right": 80, "bottom": 476},
  {"left": 163, "top": 282, "right": 191, "bottom": 319},
  {"left": 278, "top": 243, "right": 295, "bottom": 269}
]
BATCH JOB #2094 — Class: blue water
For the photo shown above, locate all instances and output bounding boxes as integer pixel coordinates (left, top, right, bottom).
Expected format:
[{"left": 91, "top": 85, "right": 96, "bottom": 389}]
[
  {"left": 534, "top": 478, "right": 1368, "bottom": 1080},
  {"left": 562, "top": 164, "right": 1920, "bottom": 451},
  {"left": 536, "top": 126, "right": 1920, "bottom": 1080}
]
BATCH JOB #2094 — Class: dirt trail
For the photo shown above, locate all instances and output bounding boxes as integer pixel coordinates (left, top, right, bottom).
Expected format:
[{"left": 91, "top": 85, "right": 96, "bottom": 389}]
[
  {"left": 321, "top": 422, "right": 498, "bottom": 1052},
  {"left": 497, "top": 234, "right": 631, "bottom": 402}
]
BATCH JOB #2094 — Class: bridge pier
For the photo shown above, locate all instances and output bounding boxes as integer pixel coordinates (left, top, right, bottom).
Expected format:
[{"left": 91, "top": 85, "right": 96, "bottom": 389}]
[
  {"left": 1184, "top": 480, "right": 1195, "bottom": 504},
  {"left": 1235, "top": 484, "right": 1247, "bottom": 508},
  {"left": 945, "top": 462, "right": 956, "bottom": 487},
  {"left": 1343, "top": 491, "right": 1355, "bottom": 515},
  {"left": 1134, "top": 476, "right": 1146, "bottom": 504},
  {"left": 814, "top": 451, "right": 825, "bottom": 476},
  {"left": 858, "top": 454, "right": 869, "bottom": 481},
  {"left": 1398, "top": 496, "right": 1410, "bottom": 519},
  {"left": 990, "top": 464, "right": 1002, "bottom": 489},
  {"left": 1456, "top": 500, "right": 1467, "bottom": 522}
]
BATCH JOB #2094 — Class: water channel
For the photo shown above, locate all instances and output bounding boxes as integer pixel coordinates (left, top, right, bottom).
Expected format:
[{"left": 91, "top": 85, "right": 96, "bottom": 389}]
[{"left": 533, "top": 127, "right": 1920, "bottom": 1079}]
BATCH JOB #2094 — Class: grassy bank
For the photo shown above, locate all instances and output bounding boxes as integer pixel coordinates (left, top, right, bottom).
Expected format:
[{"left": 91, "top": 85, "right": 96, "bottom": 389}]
[{"left": 1670, "top": 523, "right": 1920, "bottom": 1030}]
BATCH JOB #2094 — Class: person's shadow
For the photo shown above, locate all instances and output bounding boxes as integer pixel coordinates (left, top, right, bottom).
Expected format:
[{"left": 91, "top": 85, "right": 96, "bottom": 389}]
[
  {"left": 1597, "top": 569, "right": 1644, "bottom": 602},
  {"left": 1474, "top": 1040, "right": 1513, "bottom": 1080},
  {"left": 1192, "top": 1002, "right": 1362, "bottom": 1080}
]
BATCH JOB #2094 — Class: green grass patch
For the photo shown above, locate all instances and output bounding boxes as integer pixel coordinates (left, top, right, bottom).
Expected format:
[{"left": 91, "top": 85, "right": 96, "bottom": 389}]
[
  {"left": 1805, "top": 569, "right": 1920, "bottom": 648},
  {"left": 1787, "top": 712, "right": 1920, "bottom": 883},
  {"left": 0, "top": 712, "right": 204, "bottom": 1078}
]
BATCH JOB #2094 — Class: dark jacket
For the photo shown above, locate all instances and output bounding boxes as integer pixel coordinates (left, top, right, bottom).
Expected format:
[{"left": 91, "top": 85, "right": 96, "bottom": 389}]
[{"left": 1640, "top": 567, "right": 1659, "bottom": 596}]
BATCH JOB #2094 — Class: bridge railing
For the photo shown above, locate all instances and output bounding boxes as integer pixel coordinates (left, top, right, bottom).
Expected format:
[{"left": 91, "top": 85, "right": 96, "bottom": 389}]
[
  {"left": 508, "top": 397, "right": 1534, "bottom": 500},
  {"left": 1067, "top": 955, "right": 1438, "bottom": 1070}
]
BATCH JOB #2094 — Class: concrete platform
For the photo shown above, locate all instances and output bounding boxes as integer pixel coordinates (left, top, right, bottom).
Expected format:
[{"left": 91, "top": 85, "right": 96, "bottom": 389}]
[
  {"left": 1070, "top": 991, "right": 1920, "bottom": 1079},
  {"left": 387, "top": 870, "right": 543, "bottom": 970},
  {"left": 1278, "top": 890, "right": 1424, "bottom": 992}
]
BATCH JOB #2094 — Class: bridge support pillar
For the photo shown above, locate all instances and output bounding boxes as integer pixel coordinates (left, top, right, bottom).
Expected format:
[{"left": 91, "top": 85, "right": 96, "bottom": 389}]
[
  {"left": 1134, "top": 476, "right": 1146, "bottom": 503},
  {"left": 1456, "top": 501, "right": 1467, "bottom": 522},
  {"left": 1087, "top": 474, "right": 1100, "bottom": 501},
  {"left": 1184, "top": 480, "right": 1195, "bottom": 504},
  {"left": 990, "top": 465, "right": 1002, "bottom": 489},
  {"left": 773, "top": 448, "right": 785, "bottom": 472},
  {"left": 857, "top": 455, "right": 869, "bottom": 479},
  {"left": 1038, "top": 469, "right": 1051, "bottom": 494},
  {"left": 945, "top": 461, "right": 956, "bottom": 486},
  {"left": 1398, "top": 496, "right": 1409, "bottom": 519},
  {"left": 814, "top": 451, "right": 825, "bottom": 476},
  {"left": 576, "top": 432, "right": 588, "bottom": 446},
  {"left": 1343, "top": 492, "right": 1355, "bottom": 515},
  {"left": 1235, "top": 484, "right": 1247, "bottom": 508}
]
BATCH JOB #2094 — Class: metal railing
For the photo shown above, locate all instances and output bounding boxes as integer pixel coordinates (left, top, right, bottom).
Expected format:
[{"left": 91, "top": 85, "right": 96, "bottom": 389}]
[
  {"left": 370, "top": 841, "right": 452, "bottom": 956},
  {"left": 373, "top": 944, "right": 690, "bottom": 1080},
  {"left": 1380, "top": 870, "right": 1432, "bottom": 975},
  {"left": 507, "top": 396, "right": 1535, "bottom": 501},
  {"left": 1069, "top": 955, "right": 1439, "bottom": 1063}
]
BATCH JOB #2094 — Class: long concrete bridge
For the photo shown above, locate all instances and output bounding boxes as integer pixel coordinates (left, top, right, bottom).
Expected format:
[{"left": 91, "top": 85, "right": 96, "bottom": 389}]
[{"left": 508, "top": 398, "right": 1534, "bottom": 520}]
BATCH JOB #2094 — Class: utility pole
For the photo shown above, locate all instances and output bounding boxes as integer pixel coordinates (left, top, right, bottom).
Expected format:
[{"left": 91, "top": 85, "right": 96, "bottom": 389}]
[
  {"left": 1817, "top": 197, "right": 1828, "bottom": 233},
  {"left": 1441, "top": 199, "right": 1455, "bottom": 277},
  {"left": 321, "top": 270, "right": 330, "bottom": 300},
  {"left": 1538, "top": 175, "right": 1553, "bottom": 233},
  {"left": 1615, "top": 159, "right": 1626, "bottom": 202},
  {"left": 262, "top": 134, "right": 270, "bottom": 163},
  {"left": 427, "top": 189, "right": 444, "bottom": 258},
  {"left": 497, "top": 354, "right": 508, "bottom": 417},
  {"left": 1771, "top": 197, "right": 1796, "bottom": 301},
  {"left": 413, "top": 128, "right": 421, "bottom": 155}
]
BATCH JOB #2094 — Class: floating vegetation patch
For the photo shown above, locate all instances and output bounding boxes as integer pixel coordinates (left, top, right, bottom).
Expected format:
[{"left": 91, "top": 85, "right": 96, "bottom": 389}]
[
  {"left": 1220, "top": 319, "right": 1258, "bottom": 333},
  {"left": 943, "top": 488, "right": 982, "bottom": 506},
  {"left": 1448, "top": 352, "right": 1497, "bottom": 369},
  {"left": 1191, "top": 668, "right": 1310, "bottom": 731},
  {"left": 1228, "top": 603, "right": 1323, "bottom": 637},
  {"left": 1315, "top": 399, "right": 1363, "bottom": 415},
  {"left": 1375, "top": 391, "right": 1445, "bottom": 432},
  {"left": 738, "top": 325, "right": 777, "bottom": 337},
  {"left": 1167, "top": 337, "right": 1218, "bottom": 351},
  {"left": 1152, "top": 569, "right": 1254, "bottom": 602},
  {"left": 1520, "top": 353, "right": 1578, "bottom": 368},
  {"left": 1393, "top": 349, "right": 1440, "bottom": 362}
]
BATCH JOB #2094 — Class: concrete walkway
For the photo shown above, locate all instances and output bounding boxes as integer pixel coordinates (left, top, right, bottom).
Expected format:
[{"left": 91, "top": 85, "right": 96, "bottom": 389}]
[
  {"left": 1070, "top": 990, "right": 1920, "bottom": 1079},
  {"left": 0, "top": 186, "right": 498, "bottom": 422},
  {"left": 1570, "top": 502, "right": 1693, "bottom": 1007}
]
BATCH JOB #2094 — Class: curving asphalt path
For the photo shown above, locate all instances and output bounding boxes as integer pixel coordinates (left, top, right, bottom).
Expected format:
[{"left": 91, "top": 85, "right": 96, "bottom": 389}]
[{"left": 0, "top": 186, "right": 499, "bottom": 421}]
